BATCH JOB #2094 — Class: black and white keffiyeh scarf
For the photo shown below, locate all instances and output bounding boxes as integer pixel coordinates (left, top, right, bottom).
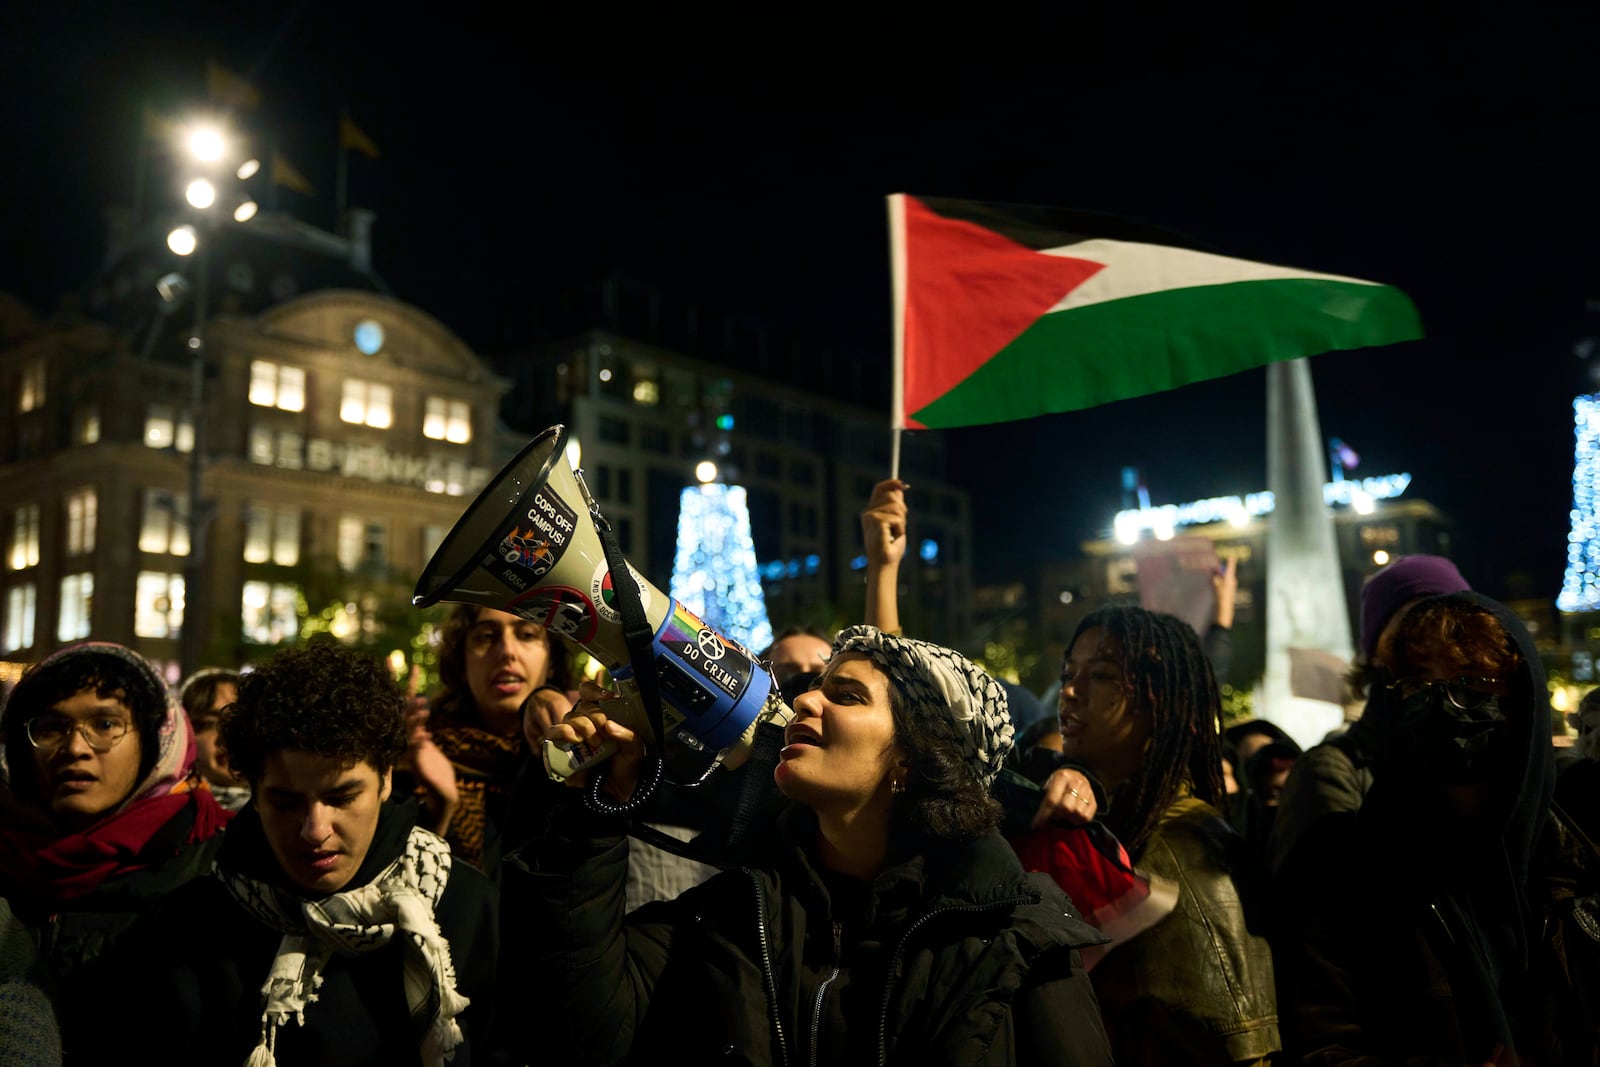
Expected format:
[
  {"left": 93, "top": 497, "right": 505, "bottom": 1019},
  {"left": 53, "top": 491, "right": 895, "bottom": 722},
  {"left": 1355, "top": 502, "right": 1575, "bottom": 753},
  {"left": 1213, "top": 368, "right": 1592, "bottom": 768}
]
[
  {"left": 833, "top": 625, "right": 1014, "bottom": 786},
  {"left": 220, "top": 826, "right": 469, "bottom": 1067}
]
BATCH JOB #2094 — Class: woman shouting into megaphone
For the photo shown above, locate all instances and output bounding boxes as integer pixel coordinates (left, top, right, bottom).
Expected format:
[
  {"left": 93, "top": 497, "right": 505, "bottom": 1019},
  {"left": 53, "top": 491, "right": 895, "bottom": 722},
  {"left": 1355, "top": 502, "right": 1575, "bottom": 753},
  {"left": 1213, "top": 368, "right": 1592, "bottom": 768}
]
[{"left": 502, "top": 625, "right": 1112, "bottom": 1066}]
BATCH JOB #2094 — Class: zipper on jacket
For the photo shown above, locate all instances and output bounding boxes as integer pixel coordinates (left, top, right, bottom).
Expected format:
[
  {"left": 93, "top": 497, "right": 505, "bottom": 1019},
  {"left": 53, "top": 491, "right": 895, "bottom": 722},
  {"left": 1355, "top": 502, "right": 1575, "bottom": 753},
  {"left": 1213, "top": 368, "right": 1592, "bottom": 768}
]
[
  {"left": 746, "top": 869, "right": 790, "bottom": 1067},
  {"left": 808, "top": 921, "right": 843, "bottom": 1067},
  {"left": 875, "top": 895, "right": 1038, "bottom": 1066}
]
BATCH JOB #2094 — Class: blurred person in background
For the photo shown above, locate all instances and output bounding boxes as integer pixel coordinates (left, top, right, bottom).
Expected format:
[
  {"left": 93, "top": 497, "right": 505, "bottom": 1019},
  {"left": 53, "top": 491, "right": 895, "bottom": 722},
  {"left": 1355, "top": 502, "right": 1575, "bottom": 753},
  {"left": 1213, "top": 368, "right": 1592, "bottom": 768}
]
[
  {"left": 177, "top": 667, "right": 249, "bottom": 812},
  {"left": 404, "top": 605, "right": 576, "bottom": 880}
]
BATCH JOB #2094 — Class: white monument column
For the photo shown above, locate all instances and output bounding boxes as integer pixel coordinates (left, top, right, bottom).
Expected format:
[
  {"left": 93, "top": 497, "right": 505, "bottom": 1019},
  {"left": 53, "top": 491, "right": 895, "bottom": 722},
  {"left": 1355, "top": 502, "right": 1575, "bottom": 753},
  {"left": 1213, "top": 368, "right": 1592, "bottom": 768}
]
[{"left": 1256, "top": 358, "right": 1352, "bottom": 748}]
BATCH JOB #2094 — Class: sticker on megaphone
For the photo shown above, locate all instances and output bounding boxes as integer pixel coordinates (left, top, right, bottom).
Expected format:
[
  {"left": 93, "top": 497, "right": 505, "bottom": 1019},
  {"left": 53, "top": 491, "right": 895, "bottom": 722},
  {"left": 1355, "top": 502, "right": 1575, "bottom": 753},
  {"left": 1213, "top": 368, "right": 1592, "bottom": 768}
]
[
  {"left": 542, "top": 601, "right": 771, "bottom": 781},
  {"left": 412, "top": 424, "right": 789, "bottom": 786}
]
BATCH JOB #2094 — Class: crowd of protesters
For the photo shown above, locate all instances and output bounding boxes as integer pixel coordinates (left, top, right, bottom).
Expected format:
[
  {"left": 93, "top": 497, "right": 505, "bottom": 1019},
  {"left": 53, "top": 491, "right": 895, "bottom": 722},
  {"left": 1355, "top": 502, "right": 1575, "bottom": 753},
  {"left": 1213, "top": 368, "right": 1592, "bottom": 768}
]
[{"left": 0, "top": 479, "right": 1598, "bottom": 1066}]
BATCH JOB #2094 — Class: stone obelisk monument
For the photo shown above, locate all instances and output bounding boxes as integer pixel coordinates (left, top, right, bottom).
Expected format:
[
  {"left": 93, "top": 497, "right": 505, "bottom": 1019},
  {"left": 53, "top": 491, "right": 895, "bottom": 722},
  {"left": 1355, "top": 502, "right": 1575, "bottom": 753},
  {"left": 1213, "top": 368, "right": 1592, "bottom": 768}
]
[{"left": 1256, "top": 358, "right": 1353, "bottom": 748}]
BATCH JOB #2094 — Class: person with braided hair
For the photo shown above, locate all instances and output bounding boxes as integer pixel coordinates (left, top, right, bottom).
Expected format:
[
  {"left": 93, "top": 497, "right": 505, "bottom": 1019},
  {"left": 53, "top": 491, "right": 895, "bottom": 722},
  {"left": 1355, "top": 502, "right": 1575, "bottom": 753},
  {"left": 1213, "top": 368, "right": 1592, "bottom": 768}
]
[
  {"left": 504, "top": 624, "right": 1113, "bottom": 1066},
  {"left": 1031, "top": 605, "right": 1280, "bottom": 1065}
]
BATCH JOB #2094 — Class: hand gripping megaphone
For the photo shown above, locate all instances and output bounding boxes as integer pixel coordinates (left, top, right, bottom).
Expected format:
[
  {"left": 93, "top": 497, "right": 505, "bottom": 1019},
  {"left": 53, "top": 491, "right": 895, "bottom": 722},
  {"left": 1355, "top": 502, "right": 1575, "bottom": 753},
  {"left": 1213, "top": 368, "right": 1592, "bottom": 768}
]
[{"left": 413, "top": 425, "right": 792, "bottom": 786}]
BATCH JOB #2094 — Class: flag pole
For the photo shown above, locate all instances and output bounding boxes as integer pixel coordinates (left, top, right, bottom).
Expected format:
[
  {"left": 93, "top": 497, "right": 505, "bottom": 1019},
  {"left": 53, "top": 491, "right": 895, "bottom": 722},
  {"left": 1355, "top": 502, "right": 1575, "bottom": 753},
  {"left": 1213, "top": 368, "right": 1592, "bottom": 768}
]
[{"left": 887, "top": 193, "right": 908, "bottom": 481}]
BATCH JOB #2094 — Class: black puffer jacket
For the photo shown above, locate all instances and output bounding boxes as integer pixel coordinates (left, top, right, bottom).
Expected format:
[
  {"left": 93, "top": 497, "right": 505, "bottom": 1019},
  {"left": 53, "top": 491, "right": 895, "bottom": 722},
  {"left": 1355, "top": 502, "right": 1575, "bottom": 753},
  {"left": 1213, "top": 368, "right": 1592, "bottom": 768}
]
[{"left": 505, "top": 804, "right": 1112, "bottom": 1066}]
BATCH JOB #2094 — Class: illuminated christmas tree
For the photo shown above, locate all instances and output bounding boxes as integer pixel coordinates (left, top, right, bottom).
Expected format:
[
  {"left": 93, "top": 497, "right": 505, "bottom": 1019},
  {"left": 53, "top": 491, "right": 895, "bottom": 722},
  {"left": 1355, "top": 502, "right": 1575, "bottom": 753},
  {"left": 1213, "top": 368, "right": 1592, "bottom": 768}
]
[
  {"left": 1559, "top": 394, "right": 1600, "bottom": 612},
  {"left": 670, "top": 483, "right": 774, "bottom": 652}
]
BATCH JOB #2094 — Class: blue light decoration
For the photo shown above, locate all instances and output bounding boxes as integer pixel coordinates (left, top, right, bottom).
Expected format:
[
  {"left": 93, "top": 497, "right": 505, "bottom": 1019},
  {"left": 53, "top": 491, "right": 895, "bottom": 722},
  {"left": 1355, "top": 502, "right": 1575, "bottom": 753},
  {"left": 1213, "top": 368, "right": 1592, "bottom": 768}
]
[
  {"left": 1559, "top": 395, "right": 1600, "bottom": 612},
  {"left": 670, "top": 483, "right": 775, "bottom": 652}
]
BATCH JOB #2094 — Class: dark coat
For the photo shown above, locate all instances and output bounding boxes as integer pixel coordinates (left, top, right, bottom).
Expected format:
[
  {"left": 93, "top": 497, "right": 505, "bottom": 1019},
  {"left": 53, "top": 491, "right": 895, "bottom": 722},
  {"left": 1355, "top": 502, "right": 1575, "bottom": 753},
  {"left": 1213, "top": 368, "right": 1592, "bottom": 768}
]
[
  {"left": 1280, "top": 592, "right": 1600, "bottom": 1065},
  {"left": 504, "top": 803, "right": 1113, "bottom": 1067},
  {"left": 92, "top": 801, "right": 499, "bottom": 1066}
]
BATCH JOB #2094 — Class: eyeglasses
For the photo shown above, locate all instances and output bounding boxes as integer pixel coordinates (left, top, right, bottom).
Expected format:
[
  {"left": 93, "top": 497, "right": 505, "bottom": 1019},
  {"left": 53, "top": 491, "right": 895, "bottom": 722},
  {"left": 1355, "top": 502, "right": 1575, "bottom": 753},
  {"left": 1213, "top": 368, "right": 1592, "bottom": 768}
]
[
  {"left": 1384, "top": 676, "right": 1504, "bottom": 712},
  {"left": 23, "top": 713, "right": 133, "bottom": 753}
]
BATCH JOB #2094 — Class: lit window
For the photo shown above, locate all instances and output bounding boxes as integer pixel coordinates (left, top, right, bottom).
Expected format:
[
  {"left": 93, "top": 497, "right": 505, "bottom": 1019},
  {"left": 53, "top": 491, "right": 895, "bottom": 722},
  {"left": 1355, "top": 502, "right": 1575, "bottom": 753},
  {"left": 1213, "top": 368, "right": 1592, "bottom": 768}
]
[
  {"left": 9, "top": 504, "right": 40, "bottom": 570},
  {"left": 424, "top": 461, "right": 469, "bottom": 497},
  {"left": 248, "top": 360, "right": 306, "bottom": 412},
  {"left": 74, "top": 406, "right": 100, "bottom": 445},
  {"left": 18, "top": 360, "right": 45, "bottom": 413},
  {"left": 134, "top": 572, "right": 185, "bottom": 639},
  {"left": 139, "top": 490, "right": 191, "bottom": 555},
  {"left": 58, "top": 572, "right": 94, "bottom": 641},
  {"left": 341, "top": 380, "right": 392, "bottom": 428},
  {"left": 244, "top": 505, "right": 300, "bottom": 565},
  {"left": 65, "top": 488, "right": 97, "bottom": 555},
  {"left": 3, "top": 584, "right": 36, "bottom": 651},
  {"left": 423, "top": 397, "right": 471, "bottom": 443},
  {"left": 632, "top": 380, "right": 659, "bottom": 406},
  {"left": 241, "top": 581, "right": 300, "bottom": 644},
  {"left": 146, "top": 405, "right": 174, "bottom": 449},
  {"left": 144, "top": 406, "right": 194, "bottom": 452},
  {"left": 337, "top": 517, "right": 387, "bottom": 571}
]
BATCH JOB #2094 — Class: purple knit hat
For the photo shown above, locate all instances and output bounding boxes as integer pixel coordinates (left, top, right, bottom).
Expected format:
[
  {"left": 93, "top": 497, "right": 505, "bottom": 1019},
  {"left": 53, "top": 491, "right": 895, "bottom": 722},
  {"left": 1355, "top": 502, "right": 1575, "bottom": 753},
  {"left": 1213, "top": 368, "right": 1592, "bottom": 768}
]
[{"left": 1358, "top": 555, "right": 1471, "bottom": 661}]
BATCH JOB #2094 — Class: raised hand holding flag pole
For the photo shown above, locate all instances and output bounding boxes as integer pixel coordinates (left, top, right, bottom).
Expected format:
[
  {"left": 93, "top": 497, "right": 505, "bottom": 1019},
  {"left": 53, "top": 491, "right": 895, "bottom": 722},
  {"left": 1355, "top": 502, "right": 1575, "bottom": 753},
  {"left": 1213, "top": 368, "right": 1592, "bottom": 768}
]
[{"left": 885, "top": 193, "right": 1423, "bottom": 476}]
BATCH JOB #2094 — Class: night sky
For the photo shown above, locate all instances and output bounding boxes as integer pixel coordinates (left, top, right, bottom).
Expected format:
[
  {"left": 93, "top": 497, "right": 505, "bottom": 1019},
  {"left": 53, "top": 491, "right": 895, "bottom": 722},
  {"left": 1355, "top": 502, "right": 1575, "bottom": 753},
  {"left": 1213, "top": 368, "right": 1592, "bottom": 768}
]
[{"left": 5, "top": 5, "right": 1598, "bottom": 600}]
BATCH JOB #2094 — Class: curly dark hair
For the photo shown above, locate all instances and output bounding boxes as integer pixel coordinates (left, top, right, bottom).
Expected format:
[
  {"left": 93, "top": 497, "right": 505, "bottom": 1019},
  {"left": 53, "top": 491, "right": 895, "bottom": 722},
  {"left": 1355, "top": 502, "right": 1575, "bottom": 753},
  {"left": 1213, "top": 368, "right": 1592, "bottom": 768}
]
[
  {"left": 1070, "top": 606, "right": 1225, "bottom": 859},
  {"left": 887, "top": 685, "right": 1004, "bottom": 843},
  {"left": 222, "top": 642, "right": 406, "bottom": 786},
  {"left": 431, "top": 604, "right": 575, "bottom": 727},
  {"left": 1, "top": 645, "right": 170, "bottom": 801}
]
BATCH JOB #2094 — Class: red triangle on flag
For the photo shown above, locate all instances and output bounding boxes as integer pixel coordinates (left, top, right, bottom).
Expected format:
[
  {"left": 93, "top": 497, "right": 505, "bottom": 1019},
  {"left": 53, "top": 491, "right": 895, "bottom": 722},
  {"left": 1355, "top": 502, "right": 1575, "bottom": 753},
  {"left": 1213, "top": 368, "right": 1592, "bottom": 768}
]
[{"left": 902, "top": 196, "right": 1104, "bottom": 427}]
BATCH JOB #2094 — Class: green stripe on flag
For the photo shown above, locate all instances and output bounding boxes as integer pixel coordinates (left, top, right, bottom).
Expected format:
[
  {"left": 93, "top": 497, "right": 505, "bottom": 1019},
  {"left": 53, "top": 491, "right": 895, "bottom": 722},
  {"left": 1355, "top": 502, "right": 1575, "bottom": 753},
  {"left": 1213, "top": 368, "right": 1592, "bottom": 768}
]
[{"left": 910, "top": 278, "right": 1422, "bottom": 429}]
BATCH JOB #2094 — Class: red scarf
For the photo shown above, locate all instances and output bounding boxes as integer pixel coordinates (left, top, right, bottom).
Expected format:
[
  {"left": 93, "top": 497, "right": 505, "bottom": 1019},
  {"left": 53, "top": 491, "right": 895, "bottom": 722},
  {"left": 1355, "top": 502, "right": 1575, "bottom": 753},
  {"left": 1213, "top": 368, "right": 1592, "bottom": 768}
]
[{"left": 0, "top": 777, "right": 230, "bottom": 905}]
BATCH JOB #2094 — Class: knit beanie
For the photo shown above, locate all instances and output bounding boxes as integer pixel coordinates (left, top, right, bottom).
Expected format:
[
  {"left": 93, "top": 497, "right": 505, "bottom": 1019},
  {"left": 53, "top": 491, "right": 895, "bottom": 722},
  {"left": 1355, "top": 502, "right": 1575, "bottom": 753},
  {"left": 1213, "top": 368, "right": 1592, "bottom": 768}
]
[
  {"left": 831, "top": 625, "right": 1014, "bottom": 786},
  {"left": 1358, "top": 555, "right": 1471, "bottom": 662}
]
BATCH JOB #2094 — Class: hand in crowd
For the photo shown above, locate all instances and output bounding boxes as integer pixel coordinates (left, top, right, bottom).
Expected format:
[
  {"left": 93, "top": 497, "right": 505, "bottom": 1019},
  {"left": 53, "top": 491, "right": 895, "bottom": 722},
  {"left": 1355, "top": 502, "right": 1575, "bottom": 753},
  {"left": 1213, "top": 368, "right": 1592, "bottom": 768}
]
[
  {"left": 1213, "top": 556, "right": 1238, "bottom": 630},
  {"left": 524, "top": 686, "right": 575, "bottom": 740},
  {"left": 860, "top": 478, "right": 909, "bottom": 569},
  {"left": 399, "top": 701, "right": 460, "bottom": 834},
  {"left": 1031, "top": 766, "right": 1099, "bottom": 829},
  {"left": 544, "top": 680, "right": 646, "bottom": 805}
]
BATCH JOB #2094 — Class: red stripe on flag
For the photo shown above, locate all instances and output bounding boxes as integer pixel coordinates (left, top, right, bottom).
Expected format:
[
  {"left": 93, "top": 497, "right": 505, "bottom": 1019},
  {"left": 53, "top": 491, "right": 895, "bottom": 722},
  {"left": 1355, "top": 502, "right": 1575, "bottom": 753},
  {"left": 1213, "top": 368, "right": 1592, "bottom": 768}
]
[{"left": 902, "top": 196, "right": 1104, "bottom": 427}]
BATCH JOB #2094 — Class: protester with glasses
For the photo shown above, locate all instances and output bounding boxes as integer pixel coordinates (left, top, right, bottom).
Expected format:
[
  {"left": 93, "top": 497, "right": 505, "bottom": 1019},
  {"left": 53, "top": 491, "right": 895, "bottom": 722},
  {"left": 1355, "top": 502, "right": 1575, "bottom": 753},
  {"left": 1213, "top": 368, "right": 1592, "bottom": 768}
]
[
  {"left": 1278, "top": 591, "right": 1600, "bottom": 1063},
  {"left": 0, "top": 642, "right": 229, "bottom": 1056}
]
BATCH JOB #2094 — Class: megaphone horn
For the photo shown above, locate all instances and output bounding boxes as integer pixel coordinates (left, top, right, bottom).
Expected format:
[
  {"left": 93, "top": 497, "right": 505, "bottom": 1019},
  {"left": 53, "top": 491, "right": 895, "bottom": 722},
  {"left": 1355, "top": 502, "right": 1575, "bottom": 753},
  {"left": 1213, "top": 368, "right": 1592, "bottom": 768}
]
[{"left": 414, "top": 424, "right": 790, "bottom": 783}]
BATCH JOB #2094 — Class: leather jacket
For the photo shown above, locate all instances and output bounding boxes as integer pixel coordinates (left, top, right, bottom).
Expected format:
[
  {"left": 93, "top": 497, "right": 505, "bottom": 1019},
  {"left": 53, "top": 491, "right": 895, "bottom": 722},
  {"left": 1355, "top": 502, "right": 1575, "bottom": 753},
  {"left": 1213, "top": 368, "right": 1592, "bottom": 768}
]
[{"left": 1090, "top": 795, "right": 1281, "bottom": 1065}]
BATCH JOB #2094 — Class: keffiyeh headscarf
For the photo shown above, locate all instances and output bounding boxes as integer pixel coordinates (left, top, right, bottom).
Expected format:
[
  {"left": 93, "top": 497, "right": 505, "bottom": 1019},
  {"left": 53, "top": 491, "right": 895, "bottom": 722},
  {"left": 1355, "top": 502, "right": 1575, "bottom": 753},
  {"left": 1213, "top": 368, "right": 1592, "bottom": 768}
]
[
  {"left": 832, "top": 625, "right": 1014, "bottom": 786},
  {"left": 221, "top": 825, "right": 470, "bottom": 1067}
]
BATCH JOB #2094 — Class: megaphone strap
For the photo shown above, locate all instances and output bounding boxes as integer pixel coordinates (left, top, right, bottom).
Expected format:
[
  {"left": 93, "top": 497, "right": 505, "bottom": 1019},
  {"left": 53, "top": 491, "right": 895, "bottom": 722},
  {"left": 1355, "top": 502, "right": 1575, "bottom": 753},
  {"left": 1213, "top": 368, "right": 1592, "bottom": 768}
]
[{"left": 590, "top": 512, "right": 668, "bottom": 767}]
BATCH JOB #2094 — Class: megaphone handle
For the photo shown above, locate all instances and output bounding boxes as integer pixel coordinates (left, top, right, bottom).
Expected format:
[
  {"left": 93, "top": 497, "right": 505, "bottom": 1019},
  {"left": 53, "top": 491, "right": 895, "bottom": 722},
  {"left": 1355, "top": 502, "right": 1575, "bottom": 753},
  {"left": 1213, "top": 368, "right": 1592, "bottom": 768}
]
[{"left": 542, "top": 735, "right": 620, "bottom": 782}]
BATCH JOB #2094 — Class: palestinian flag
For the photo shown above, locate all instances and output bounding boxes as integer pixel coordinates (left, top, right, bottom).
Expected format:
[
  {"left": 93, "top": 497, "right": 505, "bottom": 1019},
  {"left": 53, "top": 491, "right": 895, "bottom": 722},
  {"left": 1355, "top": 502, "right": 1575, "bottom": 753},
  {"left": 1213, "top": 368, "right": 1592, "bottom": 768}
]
[{"left": 889, "top": 194, "right": 1423, "bottom": 430}]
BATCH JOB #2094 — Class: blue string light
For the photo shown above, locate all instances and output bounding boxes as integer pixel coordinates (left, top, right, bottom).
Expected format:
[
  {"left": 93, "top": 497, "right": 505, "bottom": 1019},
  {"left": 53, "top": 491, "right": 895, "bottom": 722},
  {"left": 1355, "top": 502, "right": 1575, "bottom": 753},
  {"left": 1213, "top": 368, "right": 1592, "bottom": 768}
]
[
  {"left": 1559, "top": 395, "right": 1600, "bottom": 612},
  {"left": 669, "top": 483, "right": 775, "bottom": 652}
]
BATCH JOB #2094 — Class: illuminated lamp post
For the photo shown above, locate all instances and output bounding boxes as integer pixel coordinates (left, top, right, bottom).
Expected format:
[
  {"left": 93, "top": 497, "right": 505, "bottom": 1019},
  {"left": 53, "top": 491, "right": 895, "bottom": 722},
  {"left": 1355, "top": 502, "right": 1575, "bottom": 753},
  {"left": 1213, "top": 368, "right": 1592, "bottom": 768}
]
[{"left": 165, "top": 121, "right": 259, "bottom": 674}]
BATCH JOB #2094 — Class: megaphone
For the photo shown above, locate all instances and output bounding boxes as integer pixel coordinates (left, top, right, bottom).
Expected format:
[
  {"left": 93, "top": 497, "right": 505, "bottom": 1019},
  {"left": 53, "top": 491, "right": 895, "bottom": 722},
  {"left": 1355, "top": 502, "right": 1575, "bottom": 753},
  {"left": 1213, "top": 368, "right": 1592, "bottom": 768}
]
[{"left": 413, "top": 424, "right": 792, "bottom": 783}]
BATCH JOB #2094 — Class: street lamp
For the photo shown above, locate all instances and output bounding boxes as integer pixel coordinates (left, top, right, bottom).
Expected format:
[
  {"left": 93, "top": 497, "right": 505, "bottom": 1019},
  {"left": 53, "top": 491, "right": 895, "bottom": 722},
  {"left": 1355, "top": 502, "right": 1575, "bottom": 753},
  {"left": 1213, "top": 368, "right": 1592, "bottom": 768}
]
[{"left": 170, "top": 118, "right": 255, "bottom": 674}]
